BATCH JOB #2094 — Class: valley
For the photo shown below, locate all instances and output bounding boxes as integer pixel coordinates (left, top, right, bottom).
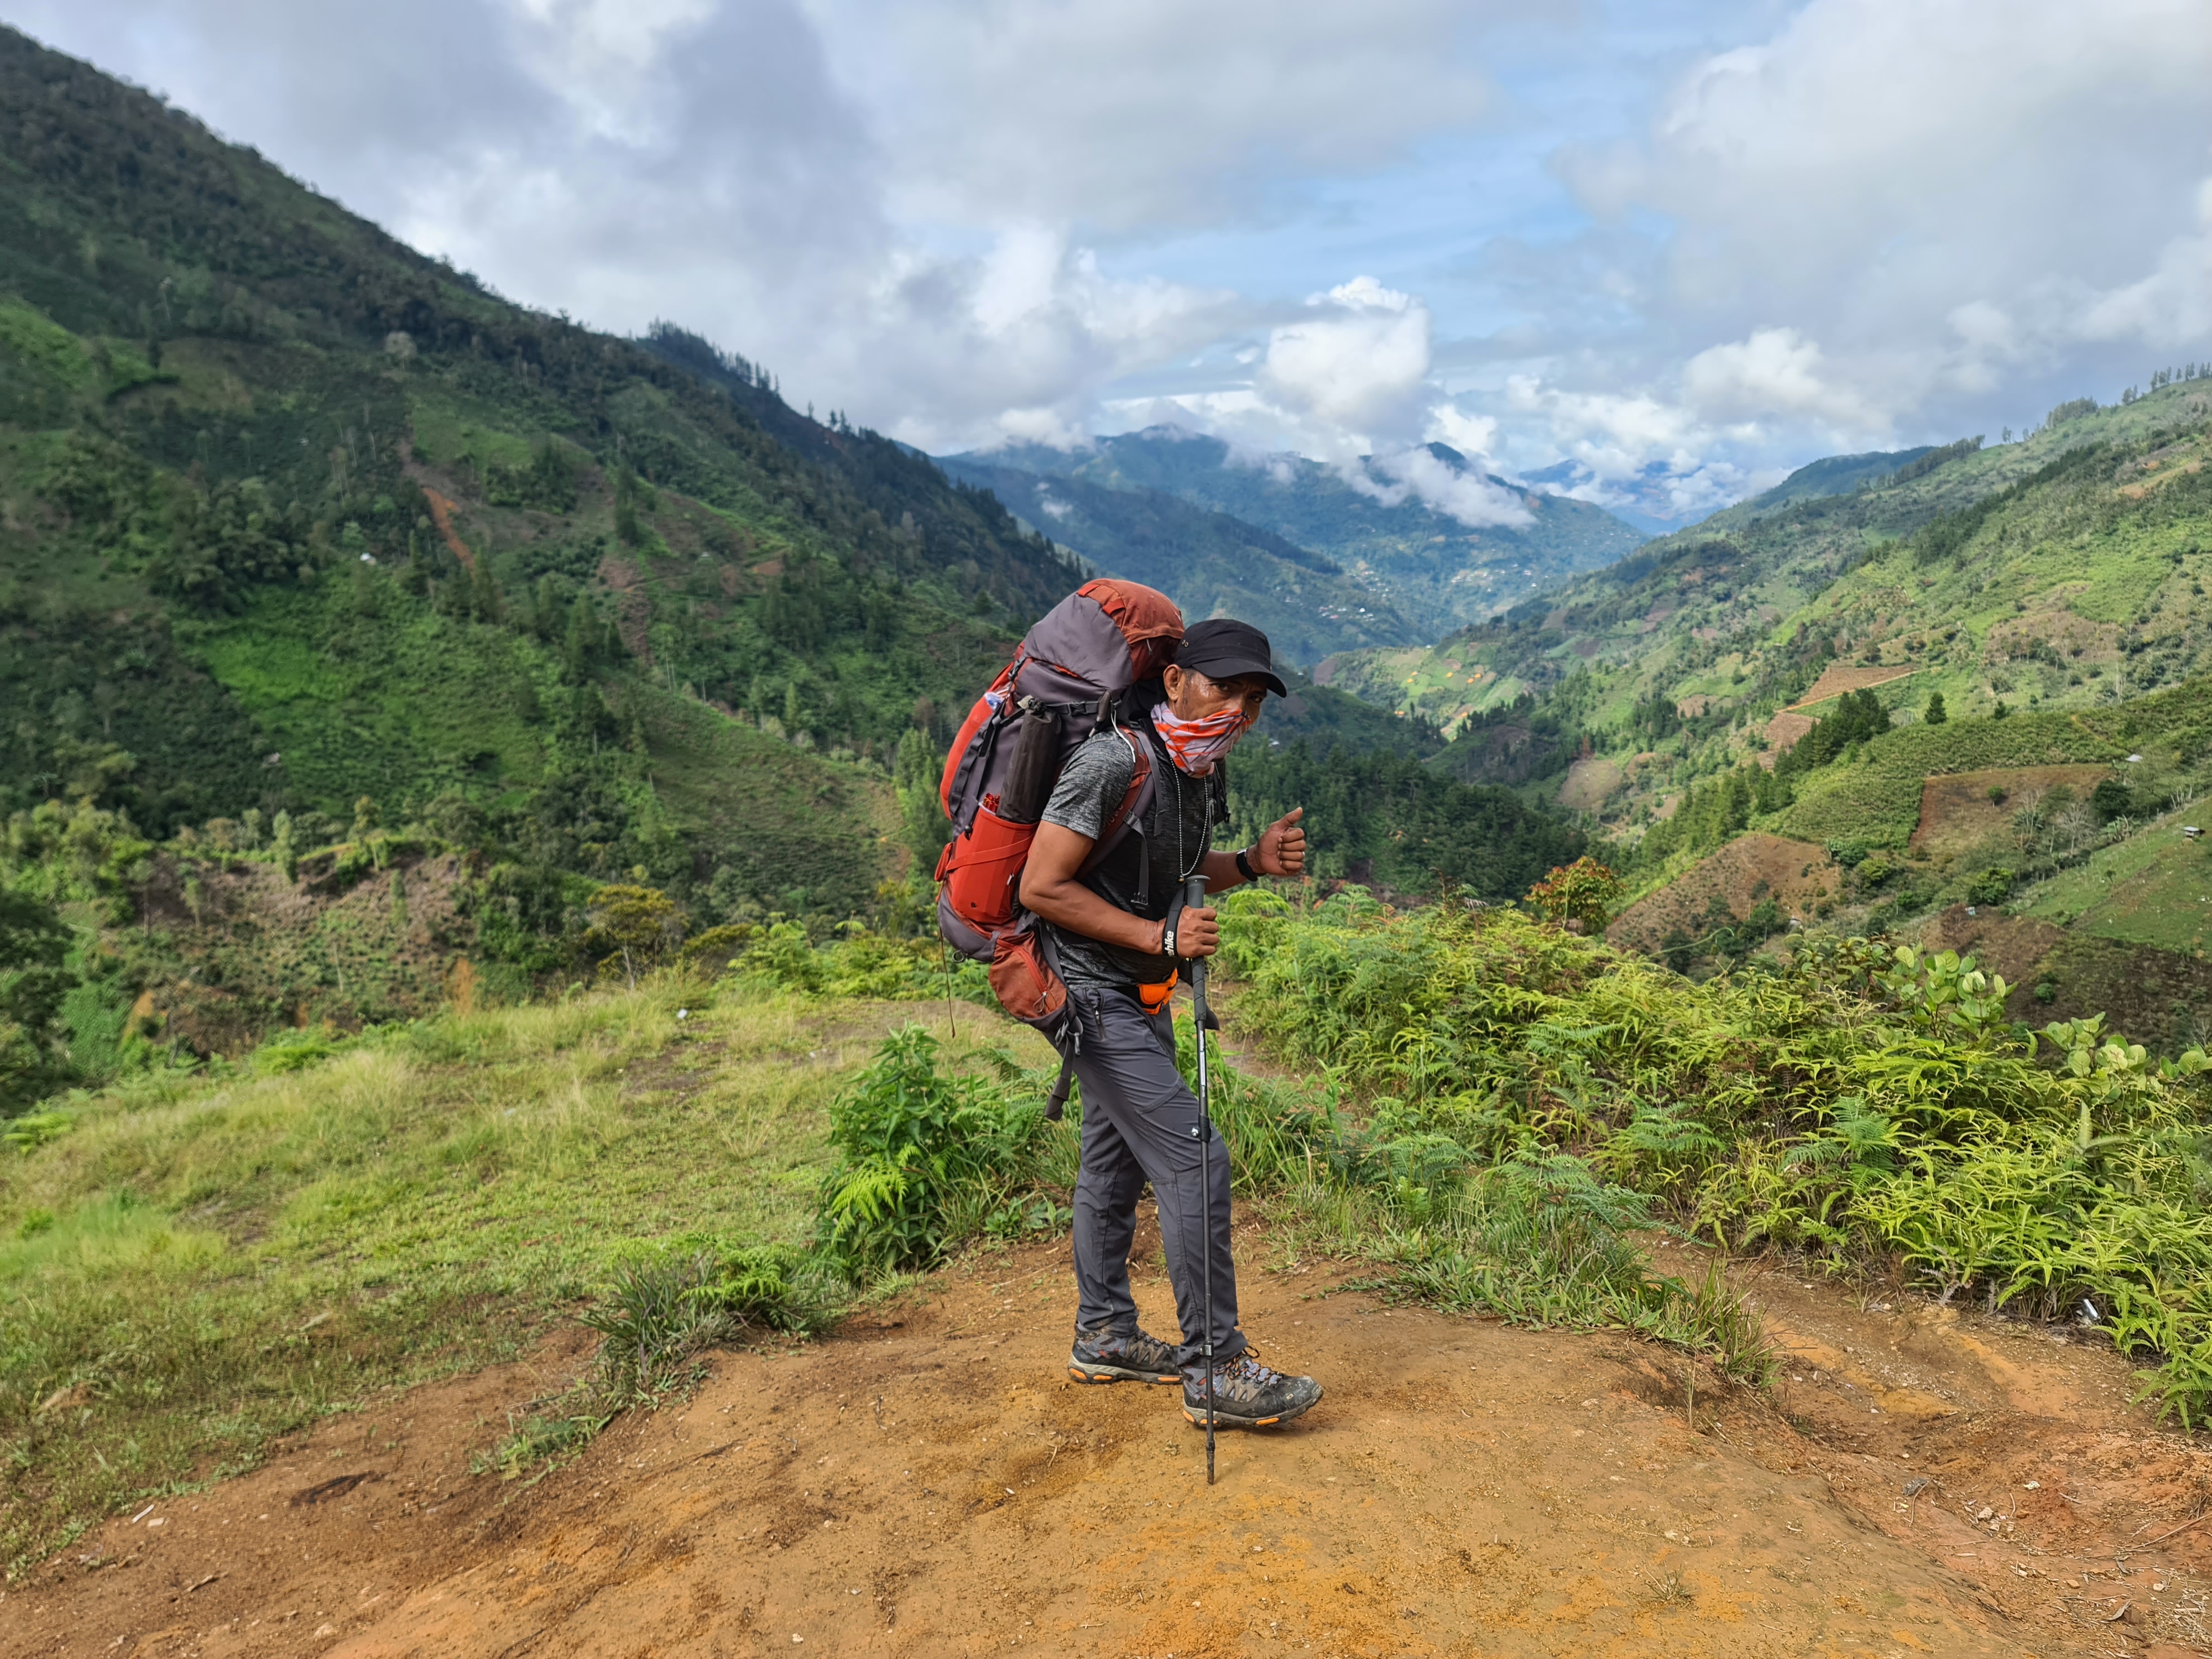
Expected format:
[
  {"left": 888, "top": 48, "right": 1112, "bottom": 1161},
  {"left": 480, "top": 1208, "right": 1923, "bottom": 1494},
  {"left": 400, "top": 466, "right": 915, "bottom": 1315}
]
[{"left": 9, "top": 19, "right": 2212, "bottom": 1659}]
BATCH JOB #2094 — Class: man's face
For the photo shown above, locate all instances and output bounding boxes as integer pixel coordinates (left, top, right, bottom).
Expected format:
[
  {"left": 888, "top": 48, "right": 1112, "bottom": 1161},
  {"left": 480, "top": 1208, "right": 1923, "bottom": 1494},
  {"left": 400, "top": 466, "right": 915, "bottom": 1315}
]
[{"left": 1164, "top": 665, "right": 1267, "bottom": 724}]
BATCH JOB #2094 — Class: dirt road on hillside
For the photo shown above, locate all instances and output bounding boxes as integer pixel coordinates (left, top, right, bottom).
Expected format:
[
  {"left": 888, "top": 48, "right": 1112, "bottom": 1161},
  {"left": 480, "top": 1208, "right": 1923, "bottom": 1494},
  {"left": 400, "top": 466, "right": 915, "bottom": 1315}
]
[{"left": 10, "top": 1232, "right": 2212, "bottom": 1658}]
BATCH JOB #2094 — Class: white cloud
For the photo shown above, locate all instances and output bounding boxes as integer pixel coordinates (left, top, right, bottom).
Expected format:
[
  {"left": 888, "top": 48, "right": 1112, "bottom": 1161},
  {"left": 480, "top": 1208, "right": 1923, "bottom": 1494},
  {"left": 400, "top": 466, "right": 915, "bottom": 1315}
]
[
  {"left": 2078, "top": 178, "right": 2212, "bottom": 348},
  {"left": 802, "top": 0, "right": 1520, "bottom": 234},
  {"left": 20, "top": 0, "right": 2211, "bottom": 528},
  {"left": 1358, "top": 445, "right": 1532, "bottom": 529},
  {"left": 1681, "top": 327, "right": 1882, "bottom": 431},
  {"left": 1506, "top": 378, "right": 1704, "bottom": 480},
  {"left": 1557, "top": 0, "right": 2212, "bottom": 420},
  {"left": 1425, "top": 403, "right": 1499, "bottom": 458},
  {"left": 1256, "top": 278, "right": 1433, "bottom": 456}
]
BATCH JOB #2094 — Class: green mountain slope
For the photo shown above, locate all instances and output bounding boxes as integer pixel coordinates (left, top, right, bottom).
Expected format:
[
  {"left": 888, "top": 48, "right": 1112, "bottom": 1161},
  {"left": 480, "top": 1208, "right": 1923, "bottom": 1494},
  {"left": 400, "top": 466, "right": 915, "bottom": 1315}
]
[
  {"left": 1324, "top": 388, "right": 2212, "bottom": 776},
  {"left": 1324, "top": 374, "right": 2212, "bottom": 1030},
  {"left": 0, "top": 24, "right": 1109, "bottom": 1055},
  {"left": 932, "top": 455, "right": 1420, "bottom": 666},
  {"left": 945, "top": 428, "right": 1648, "bottom": 637},
  {"left": 1734, "top": 445, "right": 1938, "bottom": 512},
  {"left": 0, "top": 27, "right": 1604, "bottom": 1107}
]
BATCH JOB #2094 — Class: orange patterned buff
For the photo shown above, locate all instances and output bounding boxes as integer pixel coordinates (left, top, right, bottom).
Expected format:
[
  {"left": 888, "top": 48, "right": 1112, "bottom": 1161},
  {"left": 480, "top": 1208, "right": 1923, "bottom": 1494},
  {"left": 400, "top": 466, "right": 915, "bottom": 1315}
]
[{"left": 1150, "top": 701, "right": 1256, "bottom": 777}]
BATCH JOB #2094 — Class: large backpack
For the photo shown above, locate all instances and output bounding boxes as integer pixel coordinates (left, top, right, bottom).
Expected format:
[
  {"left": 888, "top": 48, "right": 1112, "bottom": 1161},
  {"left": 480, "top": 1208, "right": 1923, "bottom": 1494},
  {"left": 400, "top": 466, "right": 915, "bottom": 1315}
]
[{"left": 934, "top": 578, "right": 1183, "bottom": 1053}]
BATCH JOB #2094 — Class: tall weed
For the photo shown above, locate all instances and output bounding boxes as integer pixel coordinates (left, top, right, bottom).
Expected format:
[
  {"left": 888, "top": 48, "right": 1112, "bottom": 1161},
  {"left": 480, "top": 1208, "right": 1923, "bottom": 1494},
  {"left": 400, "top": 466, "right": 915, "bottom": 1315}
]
[
  {"left": 816, "top": 1026, "right": 1069, "bottom": 1274},
  {"left": 1218, "top": 886, "right": 2212, "bottom": 1423}
]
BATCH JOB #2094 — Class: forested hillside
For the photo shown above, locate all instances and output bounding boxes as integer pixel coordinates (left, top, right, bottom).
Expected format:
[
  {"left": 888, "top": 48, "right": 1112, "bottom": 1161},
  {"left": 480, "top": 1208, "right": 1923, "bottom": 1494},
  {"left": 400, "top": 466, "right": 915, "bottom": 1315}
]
[
  {"left": 0, "top": 27, "right": 1597, "bottom": 1112},
  {"left": 0, "top": 24, "right": 1097, "bottom": 1078},
  {"left": 1310, "top": 372, "right": 2212, "bottom": 1044}
]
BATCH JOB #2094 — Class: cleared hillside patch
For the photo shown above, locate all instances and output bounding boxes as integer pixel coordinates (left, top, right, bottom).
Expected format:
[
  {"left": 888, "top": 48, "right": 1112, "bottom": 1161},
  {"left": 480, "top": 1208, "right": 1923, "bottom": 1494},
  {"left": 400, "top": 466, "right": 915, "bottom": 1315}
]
[
  {"left": 1606, "top": 832, "right": 1838, "bottom": 951},
  {"left": 2019, "top": 815, "right": 2212, "bottom": 952},
  {"left": 1788, "top": 662, "right": 1918, "bottom": 708},
  {"left": 1909, "top": 765, "right": 2116, "bottom": 858},
  {"left": 1558, "top": 754, "right": 1623, "bottom": 812},
  {"left": 1775, "top": 709, "right": 2125, "bottom": 850}
]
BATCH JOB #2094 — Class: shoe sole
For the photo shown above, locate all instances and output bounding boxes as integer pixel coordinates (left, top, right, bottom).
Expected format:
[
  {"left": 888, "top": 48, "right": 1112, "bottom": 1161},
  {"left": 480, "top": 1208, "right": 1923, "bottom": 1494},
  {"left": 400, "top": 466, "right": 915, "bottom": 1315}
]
[
  {"left": 1182, "top": 1388, "right": 1323, "bottom": 1430},
  {"left": 1067, "top": 1360, "right": 1181, "bottom": 1386}
]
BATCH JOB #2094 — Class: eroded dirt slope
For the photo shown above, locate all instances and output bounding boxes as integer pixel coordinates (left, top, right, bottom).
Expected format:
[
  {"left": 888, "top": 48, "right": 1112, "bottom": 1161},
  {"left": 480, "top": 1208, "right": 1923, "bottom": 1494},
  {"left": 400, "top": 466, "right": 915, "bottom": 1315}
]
[{"left": 9, "top": 1231, "right": 2212, "bottom": 1659}]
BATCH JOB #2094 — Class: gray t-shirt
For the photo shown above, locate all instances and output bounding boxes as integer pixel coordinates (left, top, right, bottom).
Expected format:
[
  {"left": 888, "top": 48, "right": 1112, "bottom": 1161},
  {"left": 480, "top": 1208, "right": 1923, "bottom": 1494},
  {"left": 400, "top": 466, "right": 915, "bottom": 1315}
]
[{"left": 1038, "top": 728, "right": 1220, "bottom": 990}]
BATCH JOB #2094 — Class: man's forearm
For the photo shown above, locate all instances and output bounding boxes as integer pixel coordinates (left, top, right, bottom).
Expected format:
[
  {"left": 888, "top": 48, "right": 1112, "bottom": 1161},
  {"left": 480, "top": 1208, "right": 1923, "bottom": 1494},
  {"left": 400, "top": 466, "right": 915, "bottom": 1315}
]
[{"left": 1020, "top": 876, "right": 1166, "bottom": 954}]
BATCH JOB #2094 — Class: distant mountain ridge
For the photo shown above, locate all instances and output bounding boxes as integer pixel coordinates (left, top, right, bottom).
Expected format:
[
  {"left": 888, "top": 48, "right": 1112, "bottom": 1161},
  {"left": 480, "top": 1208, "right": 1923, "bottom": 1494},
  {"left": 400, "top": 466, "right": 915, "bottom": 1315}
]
[
  {"left": 932, "top": 454, "right": 1422, "bottom": 666},
  {"left": 941, "top": 426, "right": 1648, "bottom": 643}
]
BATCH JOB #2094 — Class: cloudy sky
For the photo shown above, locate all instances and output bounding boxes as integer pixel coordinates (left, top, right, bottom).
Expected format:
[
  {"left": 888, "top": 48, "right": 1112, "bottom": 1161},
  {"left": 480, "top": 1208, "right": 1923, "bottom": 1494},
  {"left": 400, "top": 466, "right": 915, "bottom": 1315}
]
[{"left": 15, "top": 0, "right": 2212, "bottom": 525}]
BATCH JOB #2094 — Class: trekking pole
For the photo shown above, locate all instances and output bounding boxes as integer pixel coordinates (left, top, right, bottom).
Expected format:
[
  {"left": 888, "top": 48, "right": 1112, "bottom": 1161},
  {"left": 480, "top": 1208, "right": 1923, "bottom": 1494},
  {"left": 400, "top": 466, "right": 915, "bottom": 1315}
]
[{"left": 1183, "top": 874, "right": 1216, "bottom": 1486}]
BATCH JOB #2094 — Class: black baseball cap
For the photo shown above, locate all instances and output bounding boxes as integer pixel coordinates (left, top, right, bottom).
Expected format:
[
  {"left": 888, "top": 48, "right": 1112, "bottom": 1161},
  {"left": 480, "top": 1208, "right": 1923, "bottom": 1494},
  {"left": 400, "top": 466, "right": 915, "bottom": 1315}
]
[{"left": 1175, "top": 617, "right": 1287, "bottom": 698}]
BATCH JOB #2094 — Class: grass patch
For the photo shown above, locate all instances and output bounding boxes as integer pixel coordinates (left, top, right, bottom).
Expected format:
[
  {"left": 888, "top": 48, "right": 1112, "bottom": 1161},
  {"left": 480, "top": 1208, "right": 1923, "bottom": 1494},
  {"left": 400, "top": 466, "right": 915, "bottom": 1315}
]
[{"left": 0, "top": 982, "right": 952, "bottom": 1574}]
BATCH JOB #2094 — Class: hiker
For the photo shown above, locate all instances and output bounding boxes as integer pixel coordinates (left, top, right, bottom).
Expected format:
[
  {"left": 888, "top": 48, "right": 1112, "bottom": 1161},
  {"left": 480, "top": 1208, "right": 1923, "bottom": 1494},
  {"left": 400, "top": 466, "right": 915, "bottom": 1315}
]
[{"left": 1018, "top": 617, "right": 1323, "bottom": 1430}]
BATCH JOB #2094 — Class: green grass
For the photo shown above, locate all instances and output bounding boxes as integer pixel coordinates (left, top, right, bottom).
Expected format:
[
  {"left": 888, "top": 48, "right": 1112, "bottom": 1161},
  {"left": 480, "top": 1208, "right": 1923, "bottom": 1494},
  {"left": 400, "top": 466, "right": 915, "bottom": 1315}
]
[
  {"left": 0, "top": 981, "right": 987, "bottom": 1573},
  {"left": 0, "top": 298, "right": 92, "bottom": 390},
  {"left": 406, "top": 391, "right": 544, "bottom": 472},
  {"left": 2018, "top": 808, "right": 2212, "bottom": 951},
  {"left": 191, "top": 586, "right": 561, "bottom": 808}
]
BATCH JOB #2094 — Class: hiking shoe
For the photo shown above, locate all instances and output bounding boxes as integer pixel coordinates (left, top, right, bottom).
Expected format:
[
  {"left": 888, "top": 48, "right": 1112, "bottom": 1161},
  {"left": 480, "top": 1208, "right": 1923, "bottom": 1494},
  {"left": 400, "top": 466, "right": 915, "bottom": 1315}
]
[
  {"left": 1183, "top": 1352, "right": 1322, "bottom": 1429},
  {"left": 1068, "top": 1326, "right": 1181, "bottom": 1386}
]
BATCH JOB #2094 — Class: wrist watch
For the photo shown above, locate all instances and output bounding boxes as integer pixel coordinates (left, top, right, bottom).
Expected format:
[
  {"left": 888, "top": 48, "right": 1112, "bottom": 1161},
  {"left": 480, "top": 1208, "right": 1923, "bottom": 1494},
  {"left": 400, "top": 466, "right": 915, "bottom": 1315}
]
[{"left": 1235, "top": 847, "right": 1260, "bottom": 882}]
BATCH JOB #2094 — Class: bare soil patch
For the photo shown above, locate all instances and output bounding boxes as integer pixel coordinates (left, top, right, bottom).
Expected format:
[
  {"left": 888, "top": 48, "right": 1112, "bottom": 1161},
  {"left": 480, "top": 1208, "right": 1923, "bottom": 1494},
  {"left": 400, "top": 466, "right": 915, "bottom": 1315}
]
[
  {"left": 1985, "top": 609, "right": 2122, "bottom": 670},
  {"left": 414, "top": 488, "right": 475, "bottom": 573},
  {"left": 1999, "top": 934, "right": 2212, "bottom": 1058},
  {"left": 1918, "top": 902, "right": 2069, "bottom": 987},
  {"left": 1910, "top": 766, "right": 2115, "bottom": 858},
  {"left": 1610, "top": 834, "right": 1839, "bottom": 953},
  {"left": 1764, "top": 709, "right": 1817, "bottom": 752},
  {"left": 21, "top": 1232, "right": 2212, "bottom": 1658},
  {"left": 1791, "top": 665, "right": 1919, "bottom": 709}
]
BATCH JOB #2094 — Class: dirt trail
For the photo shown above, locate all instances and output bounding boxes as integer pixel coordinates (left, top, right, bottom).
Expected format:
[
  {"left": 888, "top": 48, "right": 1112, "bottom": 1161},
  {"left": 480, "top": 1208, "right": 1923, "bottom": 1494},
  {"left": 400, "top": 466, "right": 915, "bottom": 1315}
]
[
  {"left": 13, "top": 1226, "right": 2212, "bottom": 1659},
  {"left": 415, "top": 488, "right": 474, "bottom": 573}
]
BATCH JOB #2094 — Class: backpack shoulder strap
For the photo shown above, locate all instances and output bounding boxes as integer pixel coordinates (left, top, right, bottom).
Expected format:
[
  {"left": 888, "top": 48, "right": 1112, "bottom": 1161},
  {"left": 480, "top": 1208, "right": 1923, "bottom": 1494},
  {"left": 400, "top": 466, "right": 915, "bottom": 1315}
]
[{"left": 1077, "top": 724, "right": 1153, "bottom": 878}]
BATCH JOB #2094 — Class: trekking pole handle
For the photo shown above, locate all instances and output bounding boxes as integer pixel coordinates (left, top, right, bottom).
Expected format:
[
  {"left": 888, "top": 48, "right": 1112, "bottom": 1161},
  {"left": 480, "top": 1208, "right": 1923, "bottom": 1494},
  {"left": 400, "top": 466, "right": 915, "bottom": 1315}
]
[{"left": 1182, "top": 874, "right": 1208, "bottom": 985}]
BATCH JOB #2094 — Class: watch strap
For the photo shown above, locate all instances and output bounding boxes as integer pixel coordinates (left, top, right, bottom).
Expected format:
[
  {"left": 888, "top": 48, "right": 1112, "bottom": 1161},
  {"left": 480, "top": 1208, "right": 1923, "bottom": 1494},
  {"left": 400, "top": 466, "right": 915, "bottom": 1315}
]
[{"left": 1235, "top": 847, "right": 1259, "bottom": 883}]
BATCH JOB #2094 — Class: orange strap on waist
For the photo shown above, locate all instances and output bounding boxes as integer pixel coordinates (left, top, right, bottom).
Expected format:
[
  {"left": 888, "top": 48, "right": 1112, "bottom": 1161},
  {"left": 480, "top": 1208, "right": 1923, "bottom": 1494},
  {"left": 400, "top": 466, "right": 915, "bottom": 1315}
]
[{"left": 1137, "top": 976, "right": 1177, "bottom": 1014}]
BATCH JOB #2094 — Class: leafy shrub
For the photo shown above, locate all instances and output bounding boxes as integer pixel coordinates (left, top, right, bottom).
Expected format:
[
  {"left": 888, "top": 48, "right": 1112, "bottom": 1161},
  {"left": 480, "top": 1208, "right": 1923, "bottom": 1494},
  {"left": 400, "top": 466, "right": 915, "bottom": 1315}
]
[
  {"left": 0, "top": 888, "right": 77, "bottom": 1114},
  {"left": 1220, "top": 893, "right": 2212, "bottom": 1424},
  {"left": 483, "top": 441, "right": 579, "bottom": 514},
  {"left": 725, "top": 920, "right": 979, "bottom": 1003},
  {"left": 252, "top": 1025, "right": 354, "bottom": 1074},
  {"left": 817, "top": 1027, "right": 1062, "bottom": 1274},
  {"left": 1525, "top": 856, "right": 1621, "bottom": 933},
  {"left": 1964, "top": 867, "right": 2016, "bottom": 905}
]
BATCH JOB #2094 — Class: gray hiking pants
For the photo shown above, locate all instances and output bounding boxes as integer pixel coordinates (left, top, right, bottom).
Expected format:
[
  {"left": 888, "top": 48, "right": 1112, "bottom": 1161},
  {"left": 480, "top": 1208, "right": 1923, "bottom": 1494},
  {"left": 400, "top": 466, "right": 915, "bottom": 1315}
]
[{"left": 1068, "top": 985, "right": 1245, "bottom": 1383}]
